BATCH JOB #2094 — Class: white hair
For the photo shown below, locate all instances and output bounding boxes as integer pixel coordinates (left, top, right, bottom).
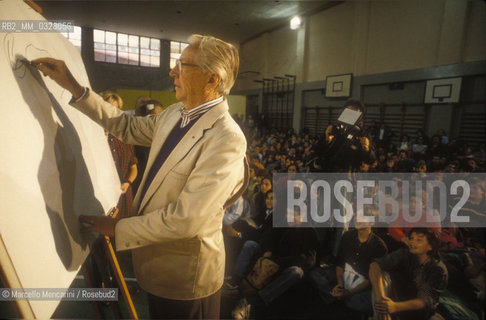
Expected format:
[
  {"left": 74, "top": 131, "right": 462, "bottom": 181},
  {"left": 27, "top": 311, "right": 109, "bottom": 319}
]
[{"left": 188, "top": 34, "right": 239, "bottom": 96}]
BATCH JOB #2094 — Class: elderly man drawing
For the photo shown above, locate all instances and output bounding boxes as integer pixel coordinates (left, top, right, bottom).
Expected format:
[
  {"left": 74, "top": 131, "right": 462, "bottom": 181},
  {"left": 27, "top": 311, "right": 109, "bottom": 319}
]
[{"left": 34, "top": 34, "right": 247, "bottom": 319}]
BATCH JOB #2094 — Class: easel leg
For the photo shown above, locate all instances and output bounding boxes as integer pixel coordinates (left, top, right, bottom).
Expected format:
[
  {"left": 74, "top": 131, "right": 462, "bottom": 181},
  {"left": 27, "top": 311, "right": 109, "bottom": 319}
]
[
  {"left": 86, "top": 207, "right": 138, "bottom": 319},
  {"left": 103, "top": 235, "right": 139, "bottom": 320},
  {"left": 81, "top": 263, "right": 104, "bottom": 320},
  {"left": 92, "top": 238, "right": 123, "bottom": 319}
]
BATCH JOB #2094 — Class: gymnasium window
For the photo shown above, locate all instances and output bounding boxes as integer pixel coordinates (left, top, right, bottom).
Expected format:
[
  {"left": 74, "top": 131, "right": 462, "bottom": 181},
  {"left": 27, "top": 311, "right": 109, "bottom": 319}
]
[
  {"left": 170, "top": 41, "right": 189, "bottom": 69},
  {"left": 93, "top": 29, "right": 160, "bottom": 67},
  {"left": 60, "top": 26, "right": 82, "bottom": 52}
]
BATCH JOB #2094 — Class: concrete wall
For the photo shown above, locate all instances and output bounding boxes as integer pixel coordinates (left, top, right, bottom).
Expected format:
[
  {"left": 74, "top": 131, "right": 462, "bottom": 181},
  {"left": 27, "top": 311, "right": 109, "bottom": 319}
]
[
  {"left": 235, "top": 0, "right": 485, "bottom": 87},
  {"left": 227, "top": 95, "right": 247, "bottom": 118},
  {"left": 233, "top": 0, "right": 486, "bottom": 136}
]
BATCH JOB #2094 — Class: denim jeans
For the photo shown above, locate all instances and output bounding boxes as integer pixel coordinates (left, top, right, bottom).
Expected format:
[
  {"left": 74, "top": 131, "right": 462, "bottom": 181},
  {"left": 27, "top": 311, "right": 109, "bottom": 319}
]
[
  {"left": 232, "top": 240, "right": 262, "bottom": 281},
  {"left": 309, "top": 267, "right": 372, "bottom": 313}
]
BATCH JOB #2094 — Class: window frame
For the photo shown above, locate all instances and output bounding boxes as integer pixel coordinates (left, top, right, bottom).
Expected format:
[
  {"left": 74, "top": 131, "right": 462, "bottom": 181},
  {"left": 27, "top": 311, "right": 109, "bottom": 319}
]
[
  {"left": 93, "top": 28, "right": 160, "bottom": 68},
  {"left": 170, "top": 40, "right": 189, "bottom": 70},
  {"left": 61, "top": 25, "right": 82, "bottom": 52}
]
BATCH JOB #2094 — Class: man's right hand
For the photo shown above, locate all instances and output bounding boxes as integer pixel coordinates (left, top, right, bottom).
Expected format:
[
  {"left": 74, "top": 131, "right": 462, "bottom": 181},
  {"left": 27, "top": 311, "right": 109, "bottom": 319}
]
[
  {"left": 31, "top": 57, "right": 85, "bottom": 99},
  {"left": 375, "top": 296, "right": 395, "bottom": 320},
  {"left": 79, "top": 214, "right": 117, "bottom": 238}
]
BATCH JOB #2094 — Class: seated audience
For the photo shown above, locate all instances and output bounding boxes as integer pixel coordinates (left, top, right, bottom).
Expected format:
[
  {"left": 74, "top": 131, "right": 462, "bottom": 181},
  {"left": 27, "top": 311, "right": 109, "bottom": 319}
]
[
  {"left": 309, "top": 221, "right": 387, "bottom": 314},
  {"left": 250, "top": 176, "right": 272, "bottom": 219},
  {"left": 370, "top": 228, "right": 448, "bottom": 320},
  {"left": 231, "top": 214, "right": 320, "bottom": 319}
]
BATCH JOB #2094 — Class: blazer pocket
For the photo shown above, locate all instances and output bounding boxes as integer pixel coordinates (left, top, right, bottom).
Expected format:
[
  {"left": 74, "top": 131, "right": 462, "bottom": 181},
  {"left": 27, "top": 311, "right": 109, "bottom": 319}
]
[
  {"left": 148, "top": 240, "right": 200, "bottom": 293},
  {"left": 167, "top": 168, "right": 189, "bottom": 180},
  {"left": 161, "top": 169, "right": 189, "bottom": 202}
]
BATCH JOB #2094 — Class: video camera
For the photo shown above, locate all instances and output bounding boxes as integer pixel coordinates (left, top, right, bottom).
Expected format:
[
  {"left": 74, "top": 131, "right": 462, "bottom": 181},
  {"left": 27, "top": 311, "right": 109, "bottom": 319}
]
[
  {"left": 329, "top": 107, "right": 363, "bottom": 146},
  {"left": 308, "top": 106, "right": 365, "bottom": 172}
]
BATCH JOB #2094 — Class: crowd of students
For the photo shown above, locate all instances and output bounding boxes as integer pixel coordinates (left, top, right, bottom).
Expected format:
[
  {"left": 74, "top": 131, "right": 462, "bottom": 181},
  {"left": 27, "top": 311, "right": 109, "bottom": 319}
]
[
  {"left": 222, "top": 115, "right": 485, "bottom": 320},
  {"left": 105, "top": 93, "right": 485, "bottom": 319}
]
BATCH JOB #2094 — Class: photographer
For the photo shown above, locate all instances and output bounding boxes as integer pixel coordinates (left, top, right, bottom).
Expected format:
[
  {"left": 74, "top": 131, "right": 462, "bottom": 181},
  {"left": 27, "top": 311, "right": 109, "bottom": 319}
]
[{"left": 311, "top": 100, "right": 375, "bottom": 172}]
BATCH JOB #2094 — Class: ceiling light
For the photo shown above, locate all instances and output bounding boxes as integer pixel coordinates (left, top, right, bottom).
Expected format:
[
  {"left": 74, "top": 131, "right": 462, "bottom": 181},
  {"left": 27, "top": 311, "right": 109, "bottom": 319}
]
[{"left": 290, "top": 16, "right": 302, "bottom": 30}]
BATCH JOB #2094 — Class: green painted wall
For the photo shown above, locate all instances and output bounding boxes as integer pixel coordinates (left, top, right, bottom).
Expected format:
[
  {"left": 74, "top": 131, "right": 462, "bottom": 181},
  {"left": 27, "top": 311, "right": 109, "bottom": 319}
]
[{"left": 116, "top": 89, "right": 178, "bottom": 110}]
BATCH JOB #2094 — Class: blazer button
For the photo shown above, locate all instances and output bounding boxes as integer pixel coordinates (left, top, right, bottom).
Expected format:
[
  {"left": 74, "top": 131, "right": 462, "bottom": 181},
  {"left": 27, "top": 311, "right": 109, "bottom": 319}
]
[
  {"left": 136, "top": 241, "right": 141, "bottom": 245},
  {"left": 125, "top": 242, "right": 130, "bottom": 247}
]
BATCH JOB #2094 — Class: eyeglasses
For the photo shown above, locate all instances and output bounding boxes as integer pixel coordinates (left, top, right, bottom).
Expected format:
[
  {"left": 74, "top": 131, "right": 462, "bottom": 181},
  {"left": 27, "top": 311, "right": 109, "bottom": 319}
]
[{"left": 176, "top": 59, "right": 200, "bottom": 74}]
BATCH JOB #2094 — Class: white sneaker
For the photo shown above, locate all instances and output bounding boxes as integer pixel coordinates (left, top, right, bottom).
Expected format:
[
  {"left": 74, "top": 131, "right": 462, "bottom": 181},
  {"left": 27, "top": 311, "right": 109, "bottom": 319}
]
[{"left": 232, "top": 298, "right": 251, "bottom": 320}]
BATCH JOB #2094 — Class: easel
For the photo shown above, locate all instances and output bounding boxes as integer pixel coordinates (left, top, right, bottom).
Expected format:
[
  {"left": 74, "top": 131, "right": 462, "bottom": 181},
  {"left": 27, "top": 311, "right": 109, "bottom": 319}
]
[
  {"left": 22, "top": 0, "right": 140, "bottom": 316},
  {"left": 24, "top": 0, "right": 42, "bottom": 13},
  {"left": 0, "top": 208, "right": 139, "bottom": 319},
  {"left": 82, "top": 208, "right": 139, "bottom": 320},
  {"left": 0, "top": 234, "right": 35, "bottom": 319},
  {"left": 0, "top": 1, "right": 138, "bottom": 318}
]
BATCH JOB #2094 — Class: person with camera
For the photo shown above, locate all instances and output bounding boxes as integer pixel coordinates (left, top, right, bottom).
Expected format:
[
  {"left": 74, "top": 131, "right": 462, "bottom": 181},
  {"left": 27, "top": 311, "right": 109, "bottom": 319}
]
[{"left": 310, "top": 99, "right": 375, "bottom": 173}]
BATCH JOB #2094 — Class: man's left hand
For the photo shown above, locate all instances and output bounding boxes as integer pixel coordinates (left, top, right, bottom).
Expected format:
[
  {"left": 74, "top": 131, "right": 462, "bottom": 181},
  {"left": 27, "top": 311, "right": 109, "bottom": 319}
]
[{"left": 79, "top": 215, "right": 117, "bottom": 237}]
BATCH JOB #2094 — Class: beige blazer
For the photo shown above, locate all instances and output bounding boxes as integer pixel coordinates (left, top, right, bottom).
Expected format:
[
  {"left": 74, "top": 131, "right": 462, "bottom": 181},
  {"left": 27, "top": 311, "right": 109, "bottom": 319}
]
[{"left": 72, "top": 90, "right": 247, "bottom": 300}]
